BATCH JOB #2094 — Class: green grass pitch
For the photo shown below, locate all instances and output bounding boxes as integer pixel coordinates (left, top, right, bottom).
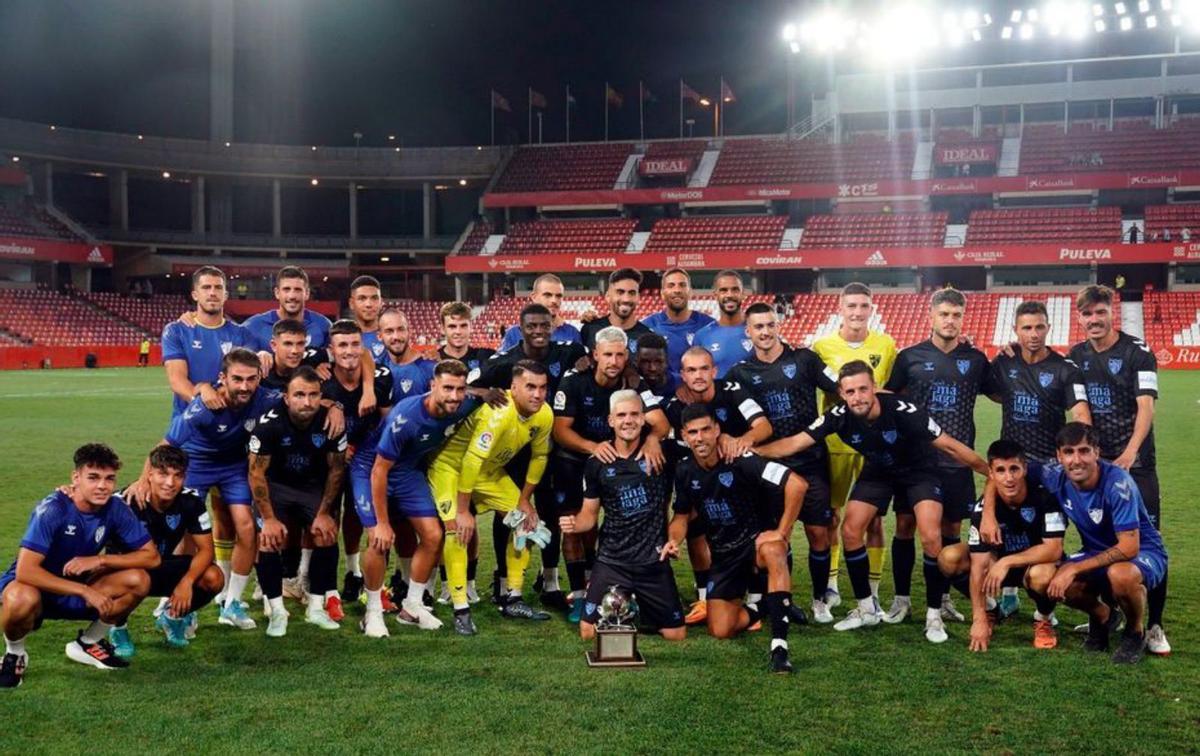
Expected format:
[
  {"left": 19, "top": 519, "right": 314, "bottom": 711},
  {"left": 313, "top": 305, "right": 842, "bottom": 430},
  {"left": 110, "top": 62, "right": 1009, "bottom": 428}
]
[{"left": 0, "top": 367, "right": 1197, "bottom": 753}]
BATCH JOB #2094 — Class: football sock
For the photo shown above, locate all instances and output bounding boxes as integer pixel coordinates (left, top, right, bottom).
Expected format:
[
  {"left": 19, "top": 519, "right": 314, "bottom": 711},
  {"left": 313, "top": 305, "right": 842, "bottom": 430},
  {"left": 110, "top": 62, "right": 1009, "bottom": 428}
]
[
  {"left": 747, "top": 592, "right": 763, "bottom": 606},
  {"left": 1031, "top": 591, "right": 1057, "bottom": 617},
  {"left": 949, "top": 570, "right": 971, "bottom": 597},
  {"left": 215, "top": 558, "right": 232, "bottom": 595},
  {"left": 942, "top": 534, "right": 961, "bottom": 548},
  {"left": 309, "top": 545, "right": 338, "bottom": 596},
  {"left": 922, "top": 555, "right": 945, "bottom": 611},
  {"left": 442, "top": 531, "right": 470, "bottom": 608},
  {"left": 345, "top": 552, "right": 361, "bottom": 577},
  {"left": 406, "top": 580, "right": 427, "bottom": 606},
  {"left": 844, "top": 546, "right": 872, "bottom": 600},
  {"left": 4, "top": 635, "right": 26, "bottom": 656},
  {"left": 227, "top": 571, "right": 251, "bottom": 604},
  {"left": 694, "top": 569, "right": 710, "bottom": 601},
  {"left": 892, "top": 537, "right": 916, "bottom": 597},
  {"left": 542, "top": 567, "right": 560, "bottom": 593},
  {"left": 255, "top": 551, "right": 284, "bottom": 600},
  {"left": 565, "top": 560, "right": 587, "bottom": 593},
  {"left": 492, "top": 515, "right": 510, "bottom": 578},
  {"left": 809, "top": 548, "right": 831, "bottom": 601},
  {"left": 505, "top": 541, "right": 530, "bottom": 594},
  {"left": 282, "top": 546, "right": 301, "bottom": 579},
  {"left": 213, "top": 537, "right": 234, "bottom": 564},
  {"left": 268, "top": 596, "right": 284, "bottom": 614},
  {"left": 867, "top": 545, "right": 886, "bottom": 584},
  {"left": 398, "top": 557, "right": 412, "bottom": 585},
  {"left": 81, "top": 620, "right": 111, "bottom": 644},
  {"left": 298, "top": 548, "right": 313, "bottom": 580},
  {"left": 828, "top": 542, "right": 841, "bottom": 588},
  {"left": 744, "top": 601, "right": 763, "bottom": 626},
  {"left": 1148, "top": 569, "right": 1167, "bottom": 627},
  {"left": 188, "top": 585, "right": 218, "bottom": 615},
  {"left": 765, "top": 591, "right": 790, "bottom": 650},
  {"left": 365, "top": 589, "right": 383, "bottom": 613}
]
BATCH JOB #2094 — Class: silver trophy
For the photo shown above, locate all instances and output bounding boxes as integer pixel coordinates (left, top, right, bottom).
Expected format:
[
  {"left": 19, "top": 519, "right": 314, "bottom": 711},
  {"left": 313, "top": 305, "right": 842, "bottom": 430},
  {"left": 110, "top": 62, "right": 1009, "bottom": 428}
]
[{"left": 586, "top": 586, "right": 646, "bottom": 667}]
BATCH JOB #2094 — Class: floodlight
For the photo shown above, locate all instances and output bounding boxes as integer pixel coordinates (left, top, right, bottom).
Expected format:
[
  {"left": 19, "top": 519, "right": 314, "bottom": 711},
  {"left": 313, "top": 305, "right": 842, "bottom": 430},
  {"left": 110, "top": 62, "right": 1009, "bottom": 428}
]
[
  {"left": 1093, "top": 2, "right": 1105, "bottom": 14},
  {"left": 983, "top": 12, "right": 993, "bottom": 23},
  {"left": 1021, "top": 22, "right": 1035, "bottom": 36},
  {"left": 1011, "top": 9, "right": 1023, "bottom": 21},
  {"left": 1120, "top": 14, "right": 1134, "bottom": 26},
  {"left": 1139, "top": 0, "right": 1151, "bottom": 12},
  {"left": 1147, "top": 12, "right": 1159, "bottom": 23},
  {"left": 1002, "top": 24, "right": 1014, "bottom": 37},
  {"left": 963, "top": 9, "right": 981, "bottom": 27},
  {"left": 1115, "top": 2, "right": 1127, "bottom": 13},
  {"left": 1095, "top": 17, "right": 1108, "bottom": 28},
  {"left": 972, "top": 28, "right": 983, "bottom": 40},
  {"left": 782, "top": 23, "right": 797, "bottom": 41},
  {"left": 789, "top": 40, "right": 801, "bottom": 52}
]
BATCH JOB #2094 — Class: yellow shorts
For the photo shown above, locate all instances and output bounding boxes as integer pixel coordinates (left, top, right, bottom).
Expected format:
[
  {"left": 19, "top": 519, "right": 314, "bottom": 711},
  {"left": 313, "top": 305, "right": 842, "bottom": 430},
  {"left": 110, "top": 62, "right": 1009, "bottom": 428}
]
[
  {"left": 827, "top": 452, "right": 864, "bottom": 511},
  {"left": 428, "top": 464, "right": 520, "bottom": 522}
]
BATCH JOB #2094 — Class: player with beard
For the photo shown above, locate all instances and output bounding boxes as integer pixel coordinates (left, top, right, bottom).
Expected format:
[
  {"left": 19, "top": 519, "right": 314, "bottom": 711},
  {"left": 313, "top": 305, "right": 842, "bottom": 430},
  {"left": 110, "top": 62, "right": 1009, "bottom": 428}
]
[
  {"left": 883, "top": 289, "right": 993, "bottom": 626},
  {"left": 471, "top": 304, "right": 586, "bottom": 605},
  {"left": 242, "top": 266, "right": 332, "bottom": 351},
  {"left": 580, "top": 268, "right": 653, "bottom": 354},
  {"left": 552, "top": 326, "right": 669, "bottom": 621},
  {"left": 1068, "top": 285, "right": 1169, "bottom": 655},
  {"left": 499, "top": 274, "right": 582, "bottom": 352},
  {"left": 757, "top": 361, "right": 989, "bottom": 643},
  {"left": 728, "top": 304, "right": 841, "bottom": 623},
  {"left": 641, "top": 268, "right": 716, "bottom": 391},
  {"left": 811, "top": 283, "right": 898, "bottom": 605},
  {"left": 438, "top": 301, "right": 496, "bottom": 376},
  {"left": 665, "top": 405, "right": 806, "bottom": 674},
  {"left": 561, "top": 390, "right": 686, "bottom": 642},
  {"left": 633, "top": 333, "right": 670, "bottom": 396},
  {"left": 693, "top": 270, "right": 753, "bottom": 378},
  {"left": 664, "top": 345, "right": 772, "bottom": 625},
  {"left": 248, "top": 367, "right": 348, "bottom": 637}
]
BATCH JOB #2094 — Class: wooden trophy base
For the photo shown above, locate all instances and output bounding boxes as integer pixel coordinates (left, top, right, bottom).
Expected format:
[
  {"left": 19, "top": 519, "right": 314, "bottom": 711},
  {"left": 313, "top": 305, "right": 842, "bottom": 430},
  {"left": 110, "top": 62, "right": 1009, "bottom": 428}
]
[{"left": 585, "top": 649, "right": 647, "bottom": 668}]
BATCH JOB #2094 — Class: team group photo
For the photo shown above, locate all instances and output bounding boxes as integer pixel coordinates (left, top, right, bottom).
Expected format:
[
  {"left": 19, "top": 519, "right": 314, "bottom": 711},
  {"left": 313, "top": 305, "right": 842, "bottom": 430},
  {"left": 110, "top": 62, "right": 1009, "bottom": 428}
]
[{"left": 0, "top": 1, "right": 1196, "bottom": 753}]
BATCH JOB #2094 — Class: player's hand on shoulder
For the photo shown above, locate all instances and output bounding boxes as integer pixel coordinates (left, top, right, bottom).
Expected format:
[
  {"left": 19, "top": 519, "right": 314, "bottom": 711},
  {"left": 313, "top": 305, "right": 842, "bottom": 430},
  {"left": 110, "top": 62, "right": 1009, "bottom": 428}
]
[
  {"left": 718, "top": 433, "right": 750, "bottom": 462},
  {"left": 1000, "top": 341, "right": 1017, "bottom": 359},
  {"left": 481, "top": 387, "right": 508, "bottom": 408},
  {"left": 592, "top": 440, "right": 619, "bottom": 464},
  {"left": 124, "top": 477, "right": 152, "bottom": 509},
  {"left": 177, "top": 311, "right": 197, "bottom": 327},
  {"left": 256, "top": 351, "right": 274, "bottom": 376},
  {"left": 197, "top": 383, "right": 225, "bottom": 410},
  {"left": 637, "top": 436, "right": 665, "bottom": 473},
  {"left": 314, "top": 361, "right": 333, "bottom": 381},
  {"left": 323, "top": 405, "right": 345, "bottom": 438}
]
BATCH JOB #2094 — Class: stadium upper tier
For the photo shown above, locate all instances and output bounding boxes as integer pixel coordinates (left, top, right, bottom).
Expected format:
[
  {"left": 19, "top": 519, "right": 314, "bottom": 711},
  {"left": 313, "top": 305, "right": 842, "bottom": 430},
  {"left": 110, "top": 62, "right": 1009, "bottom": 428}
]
[
  {"left": 708, "top": 134, "right": 919, "bottom": 186},
  {"left": 0, "top": 202, "right": 82, "bottom": 242},
  {"left": 1019, "top": 120, "right": 1200, "bottom": 174}
]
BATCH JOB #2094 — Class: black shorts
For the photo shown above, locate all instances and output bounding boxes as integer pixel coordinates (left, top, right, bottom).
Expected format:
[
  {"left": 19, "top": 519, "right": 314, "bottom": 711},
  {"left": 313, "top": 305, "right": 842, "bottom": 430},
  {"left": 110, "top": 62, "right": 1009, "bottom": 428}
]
[
  {"left": 147, "top": 555, "right": 195, "bottom": 597},
  {"left": 854, "top": 468, "right": 943, "bottom": 516},
  {"left": 551, "top": 454, "right": 585, "bottom": 516},
  {"left": 532, "top": 473, "right": 556, "bottom": 523},
  {"left": 583, "top": 560, "right": 685, "bottom": 630},
  {"left": 268, "top": 481, "right": 323, "bottom": 527},
  {"left": 1130, "top": 467, "right": 1161, "bottom": 528},
  {"left": 936, "top": 467, "right": 976, "bottom": 523},
  {"left": 707, "top": 541, "right": 758, "bottom": 601},
  {"left": 765, "top": 464, "right": 833, "bottom": 528}
]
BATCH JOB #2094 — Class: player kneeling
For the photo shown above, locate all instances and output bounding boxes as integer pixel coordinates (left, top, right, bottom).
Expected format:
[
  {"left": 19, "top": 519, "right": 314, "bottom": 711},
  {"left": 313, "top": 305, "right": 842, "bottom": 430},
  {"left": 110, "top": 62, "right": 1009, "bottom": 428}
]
[
  {"left": 937, "top": 441, "right": 1064, "bottom": 653},
  {"left": 0, "top": 445, "right": 159, "bottom": 688},
  {"left": 560, "top": 390, "right": 686, "bottom": 643},
  {"left": 109, "top": 446, "right": 225, "bottom": 653},
  {"left": 663, "top": 405, "right": 807, "bottom": 674}
]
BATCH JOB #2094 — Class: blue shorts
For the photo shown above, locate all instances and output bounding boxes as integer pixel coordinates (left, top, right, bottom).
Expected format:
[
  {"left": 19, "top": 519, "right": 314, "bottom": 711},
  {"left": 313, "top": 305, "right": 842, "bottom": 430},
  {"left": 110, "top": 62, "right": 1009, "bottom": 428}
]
[
  {"left": 0, "top": 576, "right": 97, "bottom": 627},
  {"left": 186, "top": 460, "right": 252, "bottom": 506},
  {"left": 1069, "top": 549, "right": 1167, "bottom": 591},
  {"left": 349, "top": 462, "right": 437, "bottom": 528}
]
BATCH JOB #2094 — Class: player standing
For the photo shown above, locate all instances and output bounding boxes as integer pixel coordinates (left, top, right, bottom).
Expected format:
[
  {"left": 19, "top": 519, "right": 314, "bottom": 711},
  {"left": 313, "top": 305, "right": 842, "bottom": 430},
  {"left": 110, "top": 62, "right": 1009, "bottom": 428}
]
[
  {"left": 811, "top": 282, "right": 897, "bottom": 606},
  {"left": 579, "top": 268, "right": 653, "bottom": 353},
  {"left": 561, "top": 390, "right": 686, "bottom": 642},
  {"left": 438, "top": 301, "right": 496, "bottom": 375},
  {"left": 641, "top": 267, "right": 716, "bottom": 391},
  {"left": 348, "top": 275, "right": 386, "bottom": 361},
  {"left": 633, "top": 333, "right": 670, "bottom": 396},
  {"left": 1, "top": 445, "right": 159, "bottom": 688},
  {"left": 242, "top": 266, "right": 332, "bottom": 351},
  {"left": 1068, "top": 285, "right": 1169, "bottom": 654},
  {"left": 498, "top": 273, "right": 583, "bottom": 351},
  {"left": 693, "top": 270, "right": 753, "bottom": 378},
  {"left": 883, "top": 289, "right": 992, "bottom": 624}
]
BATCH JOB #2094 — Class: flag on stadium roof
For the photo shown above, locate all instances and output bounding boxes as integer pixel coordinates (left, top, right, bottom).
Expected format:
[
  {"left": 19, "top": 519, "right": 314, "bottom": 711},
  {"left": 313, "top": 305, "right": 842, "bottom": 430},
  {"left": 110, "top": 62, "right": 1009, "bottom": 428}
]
[
  {"left": 680, "top": 79, "right": 702, "bottom": 103},
  {"left": 529, "top": 88, "right": 547, "bottom": 109},
  {"left": 606, "top": 83, "right": 624, "bottom": 108},
  {"left": 491, "top": 89, "right": 511, "bottom": 112},
  {"left": 641, "top": 82, "right": 657, "bottom": 103}
]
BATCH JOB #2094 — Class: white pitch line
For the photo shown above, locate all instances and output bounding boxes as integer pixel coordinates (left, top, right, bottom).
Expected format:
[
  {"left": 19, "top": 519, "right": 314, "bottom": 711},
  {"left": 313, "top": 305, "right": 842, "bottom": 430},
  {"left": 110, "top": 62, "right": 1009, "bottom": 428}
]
[{"left": 0, "top": 388, "right": 165, "bottom": 400}]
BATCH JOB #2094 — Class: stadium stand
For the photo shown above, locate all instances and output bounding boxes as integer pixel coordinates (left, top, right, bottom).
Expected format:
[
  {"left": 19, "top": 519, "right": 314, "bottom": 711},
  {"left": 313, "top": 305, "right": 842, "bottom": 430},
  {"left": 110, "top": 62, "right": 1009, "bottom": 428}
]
[
  {"left": 497, "top": 218, "right": 637, "bottom": 255},
  {"left": 799, "top": 212, "right": 948, "bottom": 248},
  {"left": 78, "top": 292, "right": 188, "bottom": 337},
  {"left": 0, "top": 288, "right": 147, "bottom": 346},
  {"left": 456, "top": 219, "right": 493, "bottom": 256},
  {"left": 1143, "top": 204, "right": 1200, "bottom": 241},
  {"left": 0, "top": 202, "right": 82, "bottom": 241},
  {"left": 965, "top": 206, "right": 1122, "bottom": 245},
  {"left": 1144, "top": 290, "right": 1200, "bottom": 347},
  {"left": 643, "top": 215, "right": 787, "bottom": 252},
  {"left": 1018, "top": 118, "right": 1200, "bottom": 173},
  {"left": 493, "top": 143, "right": 633, "bottom": 192},
  {"left": 707, "top": 133, "right": 917, "bottom": 186}
]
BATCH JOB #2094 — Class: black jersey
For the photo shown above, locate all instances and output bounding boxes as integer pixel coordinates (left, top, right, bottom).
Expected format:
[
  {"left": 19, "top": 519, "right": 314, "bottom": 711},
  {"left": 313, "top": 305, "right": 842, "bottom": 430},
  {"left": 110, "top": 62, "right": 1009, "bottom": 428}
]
[
  {"left": 663, "top": 381, "right": 764, "bottom": 453},
  {"left": 886, "top": 340, "right": 992, "bottom": 469},
  {"left": 989, "top": 351, "right": 1088, "bottom": 462},
  {"left": 471, "top": 340, "right": 586, "bottom": 397},
  {"left": 726, "top": 345, "right": 837, "bottom": 469},
  {"left": 583, "top": 451, "right": 671, "bottom": 566},
  {"left": 673, "top": 452, "right": 791, "bottom": 556},
  {"left": 262, "top": 348, "right": 331, "bottom": 392},
  {"left": 117, "top": 487, "right": 211, "bottom": 558},
  {"left": 1068, "top": 333, "right": 1158, "bottom": 469},
  {"left": 248, "top": 401, "right": 348, "bottom": 488},
  {"left": 803, "top": 393, "right": 944, "bottom": 476},
  {"left": 552, "top": 370, "right": 664, "bottom": 453},
  {"left": 322, "top": 365, "right": 396, "bottom": 448},
  {"left": 580, "top": 319, "right": 654, "bottom": 354},
  {"left": 967, "top": 481, "right": 1066, "bottom": 558},
  {"left": 438, "top": 345, "right": 496, "bottom": 376}
]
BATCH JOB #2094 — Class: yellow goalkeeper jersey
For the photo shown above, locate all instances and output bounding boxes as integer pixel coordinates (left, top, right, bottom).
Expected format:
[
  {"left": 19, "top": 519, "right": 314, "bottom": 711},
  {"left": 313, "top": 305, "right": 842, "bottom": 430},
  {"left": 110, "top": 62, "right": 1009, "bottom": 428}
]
[
  {"left": 811, "top": 329, "right": 898, "bottom": 455},
  {"left": 429, "top": 392, "right": 553, "bottom": 494}
]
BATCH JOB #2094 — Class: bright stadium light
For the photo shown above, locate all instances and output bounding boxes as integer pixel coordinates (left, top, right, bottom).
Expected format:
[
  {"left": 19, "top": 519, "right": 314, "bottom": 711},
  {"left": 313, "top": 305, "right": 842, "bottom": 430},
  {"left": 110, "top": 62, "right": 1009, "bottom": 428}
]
[
  {"left": 1115, "top": 1, "right": 1128, "bottom": 13},
  {"left": 1147, "top": 12, "right": 1159, "bottom": 23},
  {"left": 963, "top": 9, "right": 981, "bottom": 27},
  {"left": 1021, "top": 21, "right": 1036, "bottom": 37},
  {"left": 1095, "top": 17, "right": 1108, "bottom": 29},
  {"left": 310, "top": 178, "right": 319, "bottom": 186},
  {"left": 789, "top": 40, "right": 801, "bottom": 52},
  {"left": 972, "top": 27, "right": 984, "bottom": 39},
  {"left": 1139, "top": 0, "right": 1151, "bottom": 11},
  {"left": 161, "top": 171, "right": 171, "bottom": 179},
  {"left": 1121, "top": 13, "right": 1135, "bottom": 26},
  {"left": 1011, "top": 9, "right": 1024, "bottom": 21},
  {"left": 1002, "top": 24, "right": 1014, "bottom": 37},
  {"left": 1163, "top": 0, "right": 1173, "bottom": 8},
  {"left": 1171, "top": 12, "right": 1183, "bottom": 24},
  {"left": 1093, "top": 2, "right": 1105, "bottom": 14},
  {"left": 781, "top": 22, "right": 797, "bottom": 41},
  {"left": 1028, "top": 7, "right": 1041, "bottom": 21}
]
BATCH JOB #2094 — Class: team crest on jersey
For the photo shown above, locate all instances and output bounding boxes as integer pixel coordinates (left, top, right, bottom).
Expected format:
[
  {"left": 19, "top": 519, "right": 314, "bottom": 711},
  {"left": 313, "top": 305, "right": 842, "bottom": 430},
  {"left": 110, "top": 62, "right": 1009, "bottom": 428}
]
[
  {"left": 1038, "top": 372, "right": 1054, "bottom": 388},
  {"left": 882, "top": 430, "right": 897, "bottom": 445},
  {"left": 372, "top": 343, "right": 385, "bottom": 357},
  {"left": 243, "top": 419, "right": 256, "bottom": 431},
  {"left": 868, "top": 354, "right": 881, "bottom": 368},
  {"left": 311, "top": 434, "right": 326, "bottom": 448},
  {"left": 741, "top": 339, "right": 752, "bottom": 352},
  {"left": 637, "top": 458, "right": 650, "bottom": 475},
  {"left": 220, "top": 341, "right": 233, "bottom": 355},
  {"left": 549, "top": 363, "right": 562, "bottom": 377},
  {"left": 1108, "top": 358, "right": 1123, "bottom": 374},
  {"left": 94, "top": 525, "right": 106, "bottom": 543},
  {"left": 782, "top": 363, "right": 797, "bottom": 379},
  {"left": 401, "top": 379, "right": 413, "bottom": 394},
  {"left": 715, "top": 408, "right": 728, "bottom": 422},
  {"left": 1088, "top": 508, "right": 1104, "bottom": 524},
  {"left": 166, "top": 513, "right": 182, "bottom": 531},
  {"left": 956, "top": 359, "right": 971, "bottom": 375},
  {"left": 718, "top": 471, "right": 734, "bottom": 488},
  {"left": 686, "top": 333, "right": 695, "bottom": 345},
  {"left": 628, "top": 339, "right": 638, "bottom": 352},
  {"left": 1020, "top": 507, "right": 1036, "bottom": 524}
]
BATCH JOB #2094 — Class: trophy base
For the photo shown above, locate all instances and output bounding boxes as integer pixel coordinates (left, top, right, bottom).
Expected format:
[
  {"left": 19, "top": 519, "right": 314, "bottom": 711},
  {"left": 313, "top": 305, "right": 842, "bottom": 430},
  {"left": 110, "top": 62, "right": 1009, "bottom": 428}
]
[{"left": 586, "top": 650, "right": 646, "bottom": 668}]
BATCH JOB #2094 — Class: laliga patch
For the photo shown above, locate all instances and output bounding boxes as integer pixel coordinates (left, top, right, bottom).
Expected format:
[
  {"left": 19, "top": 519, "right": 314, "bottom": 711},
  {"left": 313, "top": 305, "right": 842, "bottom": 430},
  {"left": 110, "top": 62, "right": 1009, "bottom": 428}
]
[
  {"left": 1137, "top": 371, "right": 1158, "bottom": 392},
  {"left": 1073, "top": 384, "right": 1087, "bottom": 402},
  {"left": 761, "top": 461, "right": 788, "bottom": 485},
  {"left": 968, "top": 525, "right": 980, "bottom": 546},
  {"left": 553, "top": 391, "right": 566, "bottom": 411},
  {"left": 477, "top": 431, "right": 494, "bottom": 450}
]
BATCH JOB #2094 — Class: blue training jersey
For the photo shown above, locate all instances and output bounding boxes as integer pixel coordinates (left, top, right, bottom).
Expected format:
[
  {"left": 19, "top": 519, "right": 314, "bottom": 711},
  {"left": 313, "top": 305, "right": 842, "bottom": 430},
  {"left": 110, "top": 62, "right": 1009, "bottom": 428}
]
[
  {"left": 362, "top": 330, "right": 387, "bottom": 361},
  {"left": 1028, "top": 460, "right": 1167, "bottom": 559},
  {"left": 0, "top": 492, "right": 151, "bottom": 590},
  {"left": 641, "top": 309, "right": 716, "bottom": 386},
  {"left": 375, "top": 393, "right": 480, "bottom": 471},
  {"left": 693, "top": 321, "right": 753, "bottom": 378},
  {"left": 384, "top": 356, "right": 437, "bottom": 402},
  {"left": 499, "top": 322, "right": 581, "bottom": 353},
  {"left": 241, "top": 309, "right": 332, "bottom": 352},
  {"left": 165, "top": 387, "right": 280, "bottom": 465},
  {"left": 161, "top": 319, "right": 253, "bottom": 416}
]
